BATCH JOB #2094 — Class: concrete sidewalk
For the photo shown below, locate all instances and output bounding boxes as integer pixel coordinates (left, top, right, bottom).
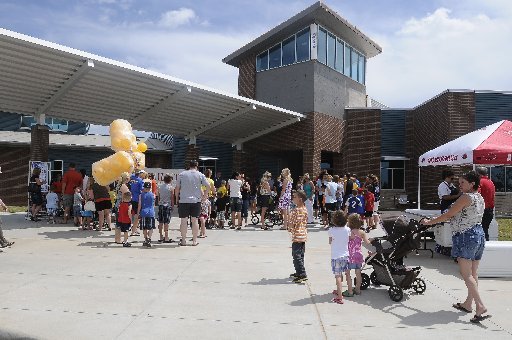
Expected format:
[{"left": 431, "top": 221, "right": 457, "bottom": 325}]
[{"left": 0, "top": 212, "right": 511, "bottom": 339}]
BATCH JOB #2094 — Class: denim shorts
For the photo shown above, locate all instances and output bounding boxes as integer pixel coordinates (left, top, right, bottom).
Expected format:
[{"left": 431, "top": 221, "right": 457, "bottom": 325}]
[
  {"left": 451, "top": 224, "right": 485, "bottom": 261},
  {"left": 348, "top": 263, "right": 362, "bottom": 270},
  {"left": 331, "top": 256, "right": 349, "bottom": 276}
]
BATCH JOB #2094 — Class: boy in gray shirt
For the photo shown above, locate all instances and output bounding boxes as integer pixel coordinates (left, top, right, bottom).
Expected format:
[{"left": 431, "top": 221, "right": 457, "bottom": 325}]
[{"left": 157, "top": 174, "right": 174, "bottom": 243}]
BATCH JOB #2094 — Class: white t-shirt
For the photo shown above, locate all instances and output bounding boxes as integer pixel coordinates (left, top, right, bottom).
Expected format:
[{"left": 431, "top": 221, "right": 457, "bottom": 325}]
[
  {"left": 328, "top": 226, "right": 350, "bottom": 259},
  {"left": 228, "top": 179, "right": 243, "bottom": 198},
  {"left": 438, "top": 181, "right": 453, "bottom": 201},
  {"left": 46, "top": 192, "right": 59, "bottom": 209},
  {"left": 324, "top": 182, "right": 338, "bottom": 204}
]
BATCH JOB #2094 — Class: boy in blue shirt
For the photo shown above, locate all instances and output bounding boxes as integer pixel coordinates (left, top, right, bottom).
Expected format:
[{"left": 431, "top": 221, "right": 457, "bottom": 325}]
[
  {"left": 129, "top": 170, "right": 144, "bottom": 236},
  {"left": 345, "top": 190, "right": 362, "bottom": 216},
  {"left": 356, "top": 188, "right": 366, "bottom": 219},
  {"left": 138, "top": 181, "right": 155, "bottom": 248}
]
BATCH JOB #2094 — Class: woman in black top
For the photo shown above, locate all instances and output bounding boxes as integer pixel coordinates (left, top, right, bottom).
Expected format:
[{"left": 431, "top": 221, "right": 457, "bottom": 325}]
[
  {"left": 241, "top": 176, "right": 251, "bottom": 226},
  {"left": 29, "top": 167, "right": 45, "bottom": 221}
]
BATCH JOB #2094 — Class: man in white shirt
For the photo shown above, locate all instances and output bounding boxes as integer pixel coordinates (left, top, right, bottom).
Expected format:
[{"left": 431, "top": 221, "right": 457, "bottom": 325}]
[
  {"left": 324, "top": 175, "right": 338, "bottom": 228},
  {"left": 438, "top": 169, "right": 461, "bottom": 213},
  {"left": 227, "top": 172, "right": 243, "bottom": 230}
]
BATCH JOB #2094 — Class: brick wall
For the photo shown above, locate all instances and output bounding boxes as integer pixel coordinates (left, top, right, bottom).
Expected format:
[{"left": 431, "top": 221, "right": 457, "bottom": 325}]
[
  {"left": 405, "top": 91, "right": 476, "bottom": 208},
  {"left": 341, "top": 109, "right": 381, "bottom": 178},
  {"left": 0, "top": 145, "right": 31, "bottom": 206},
  {"left": 244, "top": 111, "right": 344, "bottom": 178},
  {"left": 184, "top": 145, "right": 200, "bottom": 169},
  {"left": 238, "top": 55, "right": 256, "bottom": 99},
  {"left": 30, "top": 125, "right": 49, "bottom": 162}
]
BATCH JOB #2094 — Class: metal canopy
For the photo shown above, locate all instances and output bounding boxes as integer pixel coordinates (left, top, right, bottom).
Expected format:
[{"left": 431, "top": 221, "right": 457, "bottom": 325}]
[{"left": 0, "top": 28, "right": 304, "bottom": 146}]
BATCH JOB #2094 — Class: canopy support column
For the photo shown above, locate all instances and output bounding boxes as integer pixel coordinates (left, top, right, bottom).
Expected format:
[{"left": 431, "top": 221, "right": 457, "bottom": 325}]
[{"left": 417, "top": 167, "right": 421, "bottom": 209}]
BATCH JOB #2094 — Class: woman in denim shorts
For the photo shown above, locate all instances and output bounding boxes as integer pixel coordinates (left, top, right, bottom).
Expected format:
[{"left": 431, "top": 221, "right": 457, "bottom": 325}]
[{"left": 422, "top": 171, "right": 489, "bottom": 323}]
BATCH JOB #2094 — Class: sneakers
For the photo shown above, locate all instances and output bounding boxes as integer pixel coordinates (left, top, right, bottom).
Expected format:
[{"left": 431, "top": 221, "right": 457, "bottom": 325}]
[
  {"left": 290, "top": 273, "right": 299, "bottom": 278},
  {"left": 143, "top": 239, "right": 152, "bottom": 248},
  {"left": 292, "top": 276, "right": 308, "bottom": 283},
  {"left": 122, "top": 242, "right": 132, "bottom": 247}
]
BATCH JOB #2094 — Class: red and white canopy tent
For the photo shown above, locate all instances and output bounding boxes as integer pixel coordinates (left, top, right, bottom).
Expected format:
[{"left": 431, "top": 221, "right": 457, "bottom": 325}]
[{"left": 417, "top": 120, "right": 512, "bottom": 207}]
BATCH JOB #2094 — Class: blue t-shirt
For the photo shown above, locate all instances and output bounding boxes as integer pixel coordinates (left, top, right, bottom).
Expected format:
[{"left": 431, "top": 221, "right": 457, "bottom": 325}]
[
  {"left": 357, "top": 194, "right": 366, "bottom": 214},
  {"left": 347, "top": 196, "right": 362, "bottom": 214},
  {"left": 139, "top": 191, "right": 155, "bottom": 218},
  {"left": 129, "top": 175, "right": 143, "bottom": 202}
]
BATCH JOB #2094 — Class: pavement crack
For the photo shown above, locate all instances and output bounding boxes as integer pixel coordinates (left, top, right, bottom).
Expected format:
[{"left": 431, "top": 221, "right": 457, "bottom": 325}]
[{"left": 305, "top": 281, "right": 328, "bottom": 340}]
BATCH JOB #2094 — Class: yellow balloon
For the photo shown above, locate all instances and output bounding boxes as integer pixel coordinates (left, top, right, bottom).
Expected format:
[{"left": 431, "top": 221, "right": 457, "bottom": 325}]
[
  {"left": 137, "top": 142, "right": 148, "bottom": 153},
  {"left": 92, "top": 151, "right": 134, "bottom": 186}
]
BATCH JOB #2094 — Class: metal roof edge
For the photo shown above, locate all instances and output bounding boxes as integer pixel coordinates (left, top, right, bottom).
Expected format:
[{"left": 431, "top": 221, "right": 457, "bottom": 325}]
[{"left": 0, "top": 28, "right": 304, "bottom": 120}]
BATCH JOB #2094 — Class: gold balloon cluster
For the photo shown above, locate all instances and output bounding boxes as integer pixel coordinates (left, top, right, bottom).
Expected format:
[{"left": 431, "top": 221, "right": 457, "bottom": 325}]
[{"left": 92, "top": 119, "right": 148, "bottom": 186}]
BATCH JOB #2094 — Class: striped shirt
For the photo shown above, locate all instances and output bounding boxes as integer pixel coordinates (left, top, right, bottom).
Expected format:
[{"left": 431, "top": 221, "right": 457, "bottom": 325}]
[{"left": 289, "top": 206, "right": 308, "bottom": 243}]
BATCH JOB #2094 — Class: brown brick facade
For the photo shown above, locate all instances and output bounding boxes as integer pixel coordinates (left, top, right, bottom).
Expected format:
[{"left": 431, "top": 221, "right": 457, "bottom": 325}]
[
  {"left": 184, "top": 144, "right": 200, "bottom": 168},
  {"left": 30, "top": 125, "right": 49, "bottom": 162},
  {"left": 238, "top": 55, "right": 256, "bottom": 99},
  {"left": 405, "top": 91, "right": 476, "bottom": 207},
  {"left": 1, "top": 145, "right": 31, "bottom": 206},
  {"left": 341, "top": 109, "right": 381, "bottom": 178}
]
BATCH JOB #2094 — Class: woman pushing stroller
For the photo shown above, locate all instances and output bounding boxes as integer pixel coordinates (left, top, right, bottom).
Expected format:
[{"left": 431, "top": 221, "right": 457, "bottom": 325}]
[{"left": 421, "top": 171, "right": 489, "bottom": 323}]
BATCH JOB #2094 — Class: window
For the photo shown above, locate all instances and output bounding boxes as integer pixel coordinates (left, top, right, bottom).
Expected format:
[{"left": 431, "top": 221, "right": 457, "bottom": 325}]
[
  {"left": 21, "top": 116, "right": 69, "bottom": 132},
  {"left": 358, "top": 54, "right": 364, "bottom": 83},
  {"left": 268, "top": 43, "right": 281, "bottom": 69},
  {"left": 256, "top": 51, "right": 268, "bottom": 72},
  {"left": 296, "top": 27, "right": 310, "bottom": 62},
  {"left": 335, "top": 38, "right": 343, "bottom": 71},
  {"left": 351, "top": 49, "right": 358, "bottom": 81},
  {"left": 318, "top": 27, "right": 327, "bottom": 64},
  {"left": 327, "top": 33, "right": 336, "bottom": 69},
  {"left": 282, "top": 36, "right": 295, "bottom": 66},
  {"left": 344, "top": 45, "right": 351, "bottom": 75},
  {"left": 489, "top": 166, "right": 506, "bottom": 192},
  {"left": 381, "top": 160, "right": 405, "bottom": 190}
]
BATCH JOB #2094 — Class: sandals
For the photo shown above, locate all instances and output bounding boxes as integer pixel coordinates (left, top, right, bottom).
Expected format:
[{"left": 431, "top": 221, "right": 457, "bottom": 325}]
[
  {"left": 332, "top": 290, "right": 339, "bottom": 296},
  {"left": 331, "top": 297, "right": 344, "bottom": 304},
  {"left": 130, "top": 233, "right": 140, "bottom": 237},
  {"left": 163, "top": 239, "right": 173, "bottom": 243},
  {"left": 452, "top": 303, "right": 472, "bottom": 313},
  {"left": 342, "top": 290, "right": 354, "bottom": 297},
  {"left": 470, "top": 313, "right": 491, "bottom": 323}
]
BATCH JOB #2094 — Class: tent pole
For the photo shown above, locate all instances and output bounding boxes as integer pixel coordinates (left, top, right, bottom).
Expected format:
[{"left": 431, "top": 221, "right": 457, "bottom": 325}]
[{"left": 417, "top": 167, "right": 421, "bottom": 209}]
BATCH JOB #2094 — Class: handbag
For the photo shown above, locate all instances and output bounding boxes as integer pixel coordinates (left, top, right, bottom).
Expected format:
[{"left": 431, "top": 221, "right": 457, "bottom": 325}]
[{"left": 84, "top": 201, "right": 96, "bottom": 212}]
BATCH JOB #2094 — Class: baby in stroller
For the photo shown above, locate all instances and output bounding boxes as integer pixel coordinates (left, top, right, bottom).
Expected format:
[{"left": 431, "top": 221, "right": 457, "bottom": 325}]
[{"left": 360, "top": 216, "right": 429, "bottom": 302}]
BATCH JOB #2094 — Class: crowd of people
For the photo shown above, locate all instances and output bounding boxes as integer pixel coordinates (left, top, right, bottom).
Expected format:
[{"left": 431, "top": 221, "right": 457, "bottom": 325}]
[{"left": 15, "top": 160, "right": 496, "bottom": 322}]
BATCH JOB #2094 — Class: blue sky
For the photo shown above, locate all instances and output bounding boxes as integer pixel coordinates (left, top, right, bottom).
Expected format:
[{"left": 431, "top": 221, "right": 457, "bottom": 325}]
[{"left": 0, "top": 0, "right": 511, "bottom": 111}]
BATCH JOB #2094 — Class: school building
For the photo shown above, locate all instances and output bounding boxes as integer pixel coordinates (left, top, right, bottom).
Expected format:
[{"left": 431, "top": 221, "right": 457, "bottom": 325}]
[{"left": 0, "top": 1, "right": 511, "bottom": 211}]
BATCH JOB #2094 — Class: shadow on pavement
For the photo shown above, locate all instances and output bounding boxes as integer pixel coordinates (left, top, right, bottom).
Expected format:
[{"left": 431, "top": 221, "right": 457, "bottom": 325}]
[{"left": 246, "top": 277, "right": 291, "bottom": 285}]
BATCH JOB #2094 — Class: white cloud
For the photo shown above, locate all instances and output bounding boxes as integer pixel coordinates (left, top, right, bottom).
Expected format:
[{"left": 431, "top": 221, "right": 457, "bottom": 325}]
[
  {"left": 366, "top": 6, "right": 512, "bottom": 107},
  {"left": 158, "top": 8, "right": 197, "bottom": 28}
]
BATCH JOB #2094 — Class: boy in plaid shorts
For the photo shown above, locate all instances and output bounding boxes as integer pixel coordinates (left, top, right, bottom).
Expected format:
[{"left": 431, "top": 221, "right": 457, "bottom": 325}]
[
  {"left": 157, "top": 174, "right": 174, "bottom": 243},
  {"left": 138, "top": 181, "right": 156, "bottom": 248},
  {"left": 328, "top": 211, "right": 350, "bottom": 304}
]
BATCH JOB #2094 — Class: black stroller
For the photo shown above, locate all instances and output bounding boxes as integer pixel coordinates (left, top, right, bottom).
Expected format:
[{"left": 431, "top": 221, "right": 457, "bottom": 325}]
[
  {"left": 358, "top": 217, "right": 428, "bottom": 302},
  {"left": 250, "top": 193, "right": 283, "bottom": 228}
]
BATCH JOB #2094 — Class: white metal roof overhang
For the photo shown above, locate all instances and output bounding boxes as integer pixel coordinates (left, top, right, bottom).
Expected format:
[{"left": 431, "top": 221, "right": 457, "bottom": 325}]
[{"left": 0, "top": 28, "right": 305, "bottom": 148}]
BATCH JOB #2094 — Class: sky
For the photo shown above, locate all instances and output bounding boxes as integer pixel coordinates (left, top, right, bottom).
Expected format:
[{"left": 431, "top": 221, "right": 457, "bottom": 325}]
[{"left": 0, "top": 0, "right": 511, "bottom": 112}]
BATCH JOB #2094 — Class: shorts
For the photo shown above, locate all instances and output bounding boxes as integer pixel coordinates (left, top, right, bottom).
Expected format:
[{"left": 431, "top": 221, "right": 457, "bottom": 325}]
[
  {"left": 63, "top": 194, "right": 73, "bottom": 208},
  {"left": 30, "top": 192, "right": 43, "bottom": 206},
  {"left": 451, "top": 225, "right": 485, "bottom": 261},
  {"left": 158, "top": 205, "right": 172, "bottom": 224},
  {"left": 200, "top": 213, "right": 208, "bottom": 220},
  {"left": 217, "top": 212, "right": 225, "bottom": 222},
  {"left": 73, "top": 205, "right": 82, "bottom": 217},
  {"left": 230, "top": 197, "right": 242, "bottom": 212},
  {"left": 259, "top": 195, "right": 270, "bottom": 208},
  {"left": 325, "top": 203, "right": 336, "bottom": 212},
  {"left": 95, "top": 200, "right": 112, "bottom": 211},
  {"left": 348, "top": 263, "right": 363, "bottom": 270},
  {"left": 373, "top": 201, "right": 380, "bottom": 213},
  {"left": 140, "top": 217, "right": 156, "bottom": 230},
  {"left": 331, "top": 256, "right": 349, "bottom": 276},
  {"left": 364, "top": 211, "right": 373, "bottom": 218},
  {"left": 178, "top": 202, "right": 201, "bottom": 218},
  {"left": 116, "top": 222, "right": 131, "bottom": 232},
  {"left": 46, "top": 208, "right": 57, "bottom": 217},
  {"left": 131, "top": 201, "right": 139, "bottom": 215},
  {"left": 81, "top": 210, "right": 93, "bottom": 218}
]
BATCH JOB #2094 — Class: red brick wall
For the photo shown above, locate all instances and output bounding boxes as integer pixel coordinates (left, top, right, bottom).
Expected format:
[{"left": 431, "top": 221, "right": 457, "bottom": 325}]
[
  {"left": 30, "top": 125, "right": 49, "bottom": 162},
  {"left": 244, "top": 111, "right": 344, "bottom": 177},
  {"left": 238, "top": 55, "right": 256, "bottom": 99},
  {"left": 0, "top": 145, "right": 31, "bottom": 206},
  {"left": 341, "top": 109, "right": 381, "bottom": 178},
  {"left": 184, "top": 145, "right": 200, "bottom": 169},
  {"left": 405, "top": 91, "right": 476, "bottom": 207}
]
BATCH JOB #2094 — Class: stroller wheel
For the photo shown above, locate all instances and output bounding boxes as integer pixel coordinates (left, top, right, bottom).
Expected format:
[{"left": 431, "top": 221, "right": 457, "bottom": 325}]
[
  {"left": 251, "top": 216, "right": 259, "bottom": 225},
  {"left": 388, "top": 285, "right": 404, "bottom": 302},
  {"left": 412, "top": 278, "right": 427, "bottom": 294},
  {"left": 370, "top": 271, "right": 381, "bottom": 286},
  {"left": 354, "top": 273, "right": 370, "bottom": 290}
]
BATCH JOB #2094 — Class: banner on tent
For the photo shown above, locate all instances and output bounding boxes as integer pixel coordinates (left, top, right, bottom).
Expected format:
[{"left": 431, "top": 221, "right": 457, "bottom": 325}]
[{"left": 144, "top": 168, "right": 184, "bottom": 185}]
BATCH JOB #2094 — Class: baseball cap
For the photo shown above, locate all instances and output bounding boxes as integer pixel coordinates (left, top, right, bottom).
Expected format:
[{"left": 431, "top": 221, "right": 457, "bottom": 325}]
[
  {"left": 143, "top": 181, "right": 151, "bottom": 189},
  {"left": 137, "top": 169, "right": 146, "bottom": 174}
]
